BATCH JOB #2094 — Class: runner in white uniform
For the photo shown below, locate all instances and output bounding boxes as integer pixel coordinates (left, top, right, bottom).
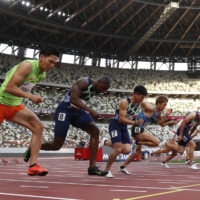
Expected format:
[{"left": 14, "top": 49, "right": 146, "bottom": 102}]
[{"left": 151, "top": 119, "right": 182, "bottom": 168}]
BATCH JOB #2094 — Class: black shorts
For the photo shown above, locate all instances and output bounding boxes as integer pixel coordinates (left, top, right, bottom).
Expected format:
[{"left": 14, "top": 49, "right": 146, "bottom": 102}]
[{"left": 131, "top": 125, "right": 144, "bottom": 138}]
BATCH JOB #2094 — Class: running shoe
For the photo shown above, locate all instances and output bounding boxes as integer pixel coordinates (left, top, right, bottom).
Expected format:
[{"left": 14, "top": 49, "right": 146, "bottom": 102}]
[
  {"left": 28, "top": 164, "right": 48, "bottom": 176},
  {"left": 88, "top": 167, "right": 108, "bottom": 176},
  {"left": 106, "top": 171, "right": 114, "bottom": 178},
  {"left": 118, "top": 167, "right": 131, "bottom": 174},
  {"left": 188, "top": 164, "right": 199, "bottom": 170},
  {"left": 161, "top": 162, "right": 170, "bottom": 168},
  {"left": 23, "top": 147, "right": 31, "bottom": 162},
  {"left": 98, "top": 137, "right": 107, "bottom": 149},
  {"left": 186, "top": 160, "right": 196, "bottom": 165}
]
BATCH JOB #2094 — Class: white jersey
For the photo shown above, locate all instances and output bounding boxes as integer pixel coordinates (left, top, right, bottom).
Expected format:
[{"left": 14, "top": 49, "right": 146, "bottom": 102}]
[{"left": 168, "top": 120, "right": 183, "bottom": 140}]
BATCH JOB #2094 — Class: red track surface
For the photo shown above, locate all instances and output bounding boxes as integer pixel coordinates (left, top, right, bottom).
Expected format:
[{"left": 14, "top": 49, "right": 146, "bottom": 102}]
[{"left": 0, "top": 157, "right": 200, "bottom": 200}]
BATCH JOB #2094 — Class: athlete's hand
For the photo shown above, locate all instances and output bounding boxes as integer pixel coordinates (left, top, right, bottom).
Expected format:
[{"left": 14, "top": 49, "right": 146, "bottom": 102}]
[
  {"left": 161, "top": 123, "right": 166, "bottom": 127},
  {"left": 89, "top": 110, "right": 100, "bottom": 119},
  {"left": 135, "top": 119, "right": 143, "bottom": 126},
  {"left": 166, "top": 108, "right": 173, "bottom": 116},
  {"left": 29, "top": 94, "right": 44, "bottom": 104},
  {"left": 177, "top": 135, "right": 182, "bottom": 141}
]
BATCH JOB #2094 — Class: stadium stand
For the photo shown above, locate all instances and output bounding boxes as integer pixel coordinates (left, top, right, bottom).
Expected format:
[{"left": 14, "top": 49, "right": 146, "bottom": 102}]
[{"left": 1, "top": 54, "right": 200, "bottom": 153}]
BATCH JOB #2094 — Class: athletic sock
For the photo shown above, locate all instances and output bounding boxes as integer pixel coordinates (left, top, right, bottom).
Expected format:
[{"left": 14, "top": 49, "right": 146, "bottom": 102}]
[
  {"left": 104, "top": 140, "right": 107, "bottom": 145},
  {"left": 29, "top": 163, "right": 37, "bottom": 168},
  {"left": 120, "top": 166, "right": 125, "bottom": 169},
  {"left": 162, "top": 162, "right": 166, "bottom": 164}
]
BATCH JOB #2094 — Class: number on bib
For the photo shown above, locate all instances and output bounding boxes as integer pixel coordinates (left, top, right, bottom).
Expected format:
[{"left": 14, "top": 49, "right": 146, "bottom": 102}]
[
  {"left": 58, "top": 113, "right": 66, "bottom": 121},
  {"left": 111, "top": 130, "right": 118, "bottom": 137},
  {"left": 135, "top": 127, "right": 141, "bottom": 133}
]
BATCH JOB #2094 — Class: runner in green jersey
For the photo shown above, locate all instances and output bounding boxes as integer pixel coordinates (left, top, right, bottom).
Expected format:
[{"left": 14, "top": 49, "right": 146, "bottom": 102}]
[{"left": 0, "top": 47, "right": 59, "bottom": 176}]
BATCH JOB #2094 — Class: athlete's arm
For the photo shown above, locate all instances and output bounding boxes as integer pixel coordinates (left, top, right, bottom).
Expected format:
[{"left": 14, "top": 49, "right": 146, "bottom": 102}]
[
  {"left": 70, "top": 78, "right": 99, "bottom": 118},
  {"left": 118, "top": 100, "right": 142, "bottom": 125},
  {"left": 5, "top": 62, "right": 43, "bottom": 103},
  {"left": 118, "top": 99, "right": 134, "bottom": 125},
  {"left": 178, "top": 112, "right": 196, "bottom": 141},
  {"left": 140, "top": 101, "right": 155, "bottom": 113},
  {"left": 189, "top": 122, "right": 199, "bottom": 136},
  {"left": 191, "top": 129, "right": 200, "bottom": 138},
  {"left": 157, "top": 109, "right": 173, "bottom": 126},
  {"left": 163, "top": 119, "right": 180, "bottom": 127}
]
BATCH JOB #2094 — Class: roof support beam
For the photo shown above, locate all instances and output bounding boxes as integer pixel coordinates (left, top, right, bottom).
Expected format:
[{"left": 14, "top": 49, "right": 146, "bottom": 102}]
[
  {"left": 98, "top": 0, "right": 134, "bottom": 32},
  {"left": 121, "top": 2, "right": 179, "bottom": 60},
  {"left": 81, "top": 0, "right": 116, "bottom": 28},
  {"left": 169, "top": 12, "right": 200, "bottom": 56}
]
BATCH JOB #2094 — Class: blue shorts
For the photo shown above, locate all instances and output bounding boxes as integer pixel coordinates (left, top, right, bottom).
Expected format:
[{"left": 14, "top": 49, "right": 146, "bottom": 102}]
[
  {"left": 177, "top": 127, "right": 192, "bottom": 147},
  {"left": 109, "top": 119, "right": 130, "bottom": 144},
  {"left": 54, "top": 102, "right": 94, "bottom": 138}
]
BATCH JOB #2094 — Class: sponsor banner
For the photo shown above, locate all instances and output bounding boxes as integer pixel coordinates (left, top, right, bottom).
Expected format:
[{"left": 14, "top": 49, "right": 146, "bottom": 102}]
[{"left": 102, "top": 146, "right": 133, "bottom": 161}]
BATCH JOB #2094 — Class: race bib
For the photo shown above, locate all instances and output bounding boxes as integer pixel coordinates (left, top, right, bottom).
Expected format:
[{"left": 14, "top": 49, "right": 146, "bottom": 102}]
[
  {"left": 134, "top": 127, "right": 141, "bottom": 133},
  {"left": 20, "top": 82, "right": 36, "bottom": 92}
]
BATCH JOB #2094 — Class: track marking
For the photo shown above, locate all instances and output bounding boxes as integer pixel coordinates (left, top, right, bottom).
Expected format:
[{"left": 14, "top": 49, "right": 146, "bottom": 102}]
[
  {"left": 110, "top": 190, "right": 146, "bottom": 193},
  {"left": 123, "top": 189, "right": 183, "bottom": 200},
  {"left": 123, "top": 182, "right": 200, "bottom": 200},
  {"left": 20, "top": 185, "right": 49, "bottom": 188},
  {"left": 0, "top": 192, "right": 82, "bottom": 200},
  {"left": 159, "top": 182, "right": 188, "bottom": 184}
]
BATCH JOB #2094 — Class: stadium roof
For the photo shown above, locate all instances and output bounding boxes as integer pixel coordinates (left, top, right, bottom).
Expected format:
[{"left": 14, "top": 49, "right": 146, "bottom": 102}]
[{"left": 1, "top": 0, "right": 200, "bottom": 62}]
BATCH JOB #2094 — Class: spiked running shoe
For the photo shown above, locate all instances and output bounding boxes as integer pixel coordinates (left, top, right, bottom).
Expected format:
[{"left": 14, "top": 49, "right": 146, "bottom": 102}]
[
  {"left": 118, "top": 167, "right": 131, "bottom": 174},
  {"left": 88, "top": 167, "right": 108, "bottom": 176},
  {"left": 23, "top": 147, "right": 31, "bottom": 162},
  {"left": 28, "top": 164, "right": 48, "bottom": 176}
]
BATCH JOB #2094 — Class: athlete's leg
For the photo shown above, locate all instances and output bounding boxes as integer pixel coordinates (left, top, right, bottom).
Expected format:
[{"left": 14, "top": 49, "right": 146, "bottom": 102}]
[
  {"left": 162, "top": 150, "right": 177, "bottom": 163},
  {"left": 41, "top": 103, "right": 70, "bottom": 151},
  {"left": 152, "top": 139, "right": 175, "bottom": 155},
  {"left": 105, "top": 142, "right": 123, "bottom": 171},
  {"left": 84, "top": 122, "right": 100, "bottom": 168},
  {"left": 120, "top": 145, "right": 142, "bottom": 168},
  {"left": 134, "top": 132, "right": 160, "bottom": 147},
  {"left": 104, "top": 139, "right": 113, "bottom": 147},
  {"left": 187, "top": 140, "right": 196, "bottom": 165},
  {"left": 12, "top": 108, "right": 43, "bottom": 166},
  {"left": 165, "top": 142, "right": 179, "bottom": 152},
  {"left": 185, "top": 145, "right": 190, "bottom": 161},
  {"left": 121, "top": 143, "right": 131, "bottom": 154},
  {"left": 41, "top": 137, "right": 66, "bottom": 150}
]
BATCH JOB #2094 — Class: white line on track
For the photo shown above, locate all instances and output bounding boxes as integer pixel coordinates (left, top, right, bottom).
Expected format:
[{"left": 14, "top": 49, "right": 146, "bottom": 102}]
[
  {"left": 110, "top": 189, "right": 146, "bottom": 192},
  {"left": 0, "top": 178, "right": 186, "bottom": 191},
  {"left": 159, "top": 182, "right": 188, "bottom": 184},
  {"left": 20, "top": 185, "right": 49, "bottom": 188},
  {"left": 81, "top": 179, "right": 105, "bottom": 181},
  {"left": 21, "top": 178, "right": 40, "bottom": 180},
  {"left": 0, "top": 192, "right": 82, "bottom": 200}
]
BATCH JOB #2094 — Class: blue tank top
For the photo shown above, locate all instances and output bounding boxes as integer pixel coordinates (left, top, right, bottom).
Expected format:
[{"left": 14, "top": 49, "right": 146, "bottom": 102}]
[
  {"left": 136, "top": 107, "right": 161, "bottom": 128},
  {"left": 63, "top": 78, "right": 95, "bottom": 103},
  {"left": 185, "top": 111, "right": 199, "bottom": 128},
  {"left": 114, "top": 97, "right": 140, "bottom": 122}
]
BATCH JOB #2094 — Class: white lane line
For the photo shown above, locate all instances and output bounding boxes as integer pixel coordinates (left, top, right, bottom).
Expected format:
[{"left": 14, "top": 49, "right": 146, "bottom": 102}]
[
  {"left": 0, "top": 178, "right": 181, "bottom": 191},
  {"left": 0, "top": 192, "right": 82, "bottom": 200},
  {"left": 110, "top": 189, "right": 146, "bottom": 192},
  {"left": 21, "top": 178, "right": 40, "bottom": 180},
  {"left": 159, "top": 182, "right": 188, "bottom": 184},
  {"left": 81, "top": 179, "right": 105, "bottom": 181},
  {"left": 20, "top": 185, "right": 49, "bottom": 188}
]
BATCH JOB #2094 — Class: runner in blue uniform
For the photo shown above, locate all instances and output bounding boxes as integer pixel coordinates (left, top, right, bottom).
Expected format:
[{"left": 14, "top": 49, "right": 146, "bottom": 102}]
[
  {"left": 119, "top": 96, "right": 172, "bottom": 173},
  {"left": 24, "top": 76, "right": 110, "bottom": 176},
  {"left": 160, "top": 111, "right": 200, "bottom": 170},
  {"left": 99, "top": 85, "right": 147, "bottom": 178}
]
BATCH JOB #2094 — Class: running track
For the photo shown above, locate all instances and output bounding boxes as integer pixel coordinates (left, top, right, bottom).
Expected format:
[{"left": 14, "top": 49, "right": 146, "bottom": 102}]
[{"left": 0, "top": 157, "right": 200, "bottom": 200}]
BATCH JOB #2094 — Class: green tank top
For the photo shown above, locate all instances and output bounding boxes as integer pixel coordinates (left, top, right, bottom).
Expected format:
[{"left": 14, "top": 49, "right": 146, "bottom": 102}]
[{"left": 0, "top": 59, "right": 46, "bottom": 106}]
